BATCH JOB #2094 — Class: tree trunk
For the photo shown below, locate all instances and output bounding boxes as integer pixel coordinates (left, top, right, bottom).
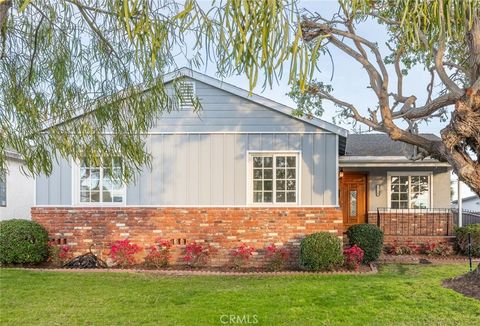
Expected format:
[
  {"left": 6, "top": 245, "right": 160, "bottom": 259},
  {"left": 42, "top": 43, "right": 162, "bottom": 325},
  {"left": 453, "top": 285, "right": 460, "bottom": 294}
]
[{"left": 439, "top": 90, "right": 480, "bottom": 197}]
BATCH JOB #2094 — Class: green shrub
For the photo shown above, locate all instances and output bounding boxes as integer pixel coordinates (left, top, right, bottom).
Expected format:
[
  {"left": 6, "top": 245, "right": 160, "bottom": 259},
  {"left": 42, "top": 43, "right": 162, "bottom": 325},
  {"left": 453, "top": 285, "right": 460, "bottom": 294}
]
[
  {"left": 346, "top": 224, "right": 384, "bottom": 263},
  {"left": 299, "top": 232, "right": 343, "bottom": 271},
  {"left": 0, "top": 219, "right": 49, "bottom": 265},
  {"left": 455, "top": 224, "right": 480, "bottom": 257}
]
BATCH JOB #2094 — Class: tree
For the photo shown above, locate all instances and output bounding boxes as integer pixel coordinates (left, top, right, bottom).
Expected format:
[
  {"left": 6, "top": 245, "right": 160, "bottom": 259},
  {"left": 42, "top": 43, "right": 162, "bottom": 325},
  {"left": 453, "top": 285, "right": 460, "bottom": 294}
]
[
  {"left": 0, "top": 0, "right": 206, "bottom": 180},
  {"left": 2, "top": 0, "right": 480, "bottom": 196},
  {"left": 212, "top": 0, "right": 480, "bottom": 195}
]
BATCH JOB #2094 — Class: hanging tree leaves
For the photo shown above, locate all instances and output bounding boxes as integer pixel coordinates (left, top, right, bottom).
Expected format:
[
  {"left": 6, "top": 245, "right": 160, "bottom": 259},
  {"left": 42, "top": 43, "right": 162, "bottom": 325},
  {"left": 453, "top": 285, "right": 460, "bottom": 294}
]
[
  {"left": 1, "top": 0, "right": 480, "bottom": 195},
  {"left": 0, "top": 0, "right": 208, "bottom": 180}
]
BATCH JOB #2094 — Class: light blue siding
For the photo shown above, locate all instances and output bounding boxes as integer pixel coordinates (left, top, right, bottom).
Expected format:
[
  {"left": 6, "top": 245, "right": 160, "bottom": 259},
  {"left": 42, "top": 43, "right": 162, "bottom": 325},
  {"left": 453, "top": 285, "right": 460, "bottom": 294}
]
[{"left": 35, "top": 78, "right": 339, "bottom": 206}]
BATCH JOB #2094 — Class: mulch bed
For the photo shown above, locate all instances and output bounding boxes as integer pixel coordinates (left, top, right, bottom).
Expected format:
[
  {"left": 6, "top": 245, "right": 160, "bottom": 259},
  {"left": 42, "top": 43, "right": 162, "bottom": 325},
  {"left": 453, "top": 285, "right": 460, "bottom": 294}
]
[{"left": 443, "top": 268, "right": 480, "bottom": 300}]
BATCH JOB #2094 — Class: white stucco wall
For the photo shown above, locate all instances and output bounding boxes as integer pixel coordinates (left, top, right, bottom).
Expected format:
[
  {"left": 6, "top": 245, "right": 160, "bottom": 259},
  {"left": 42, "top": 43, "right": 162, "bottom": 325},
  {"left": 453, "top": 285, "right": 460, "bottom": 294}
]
[{"left": 0, "top": 158, "right": 34, "bottom": 220}]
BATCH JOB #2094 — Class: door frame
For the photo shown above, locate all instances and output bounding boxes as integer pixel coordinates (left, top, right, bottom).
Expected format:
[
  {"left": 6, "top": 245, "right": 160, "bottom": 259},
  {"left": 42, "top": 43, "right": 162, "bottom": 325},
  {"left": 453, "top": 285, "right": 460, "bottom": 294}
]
[{"left": 339, "top": 171, "right": 369, "bottom": 228}]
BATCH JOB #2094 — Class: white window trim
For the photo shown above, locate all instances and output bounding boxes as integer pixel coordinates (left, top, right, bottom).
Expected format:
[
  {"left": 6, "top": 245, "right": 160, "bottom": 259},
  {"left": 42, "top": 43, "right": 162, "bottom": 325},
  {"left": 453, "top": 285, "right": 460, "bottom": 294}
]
[
  {"left": 386, "top": 171, "right": 433, "bottom": 210},
  {"left": 246, "top": 150, "right": 301, "bottom": 206},
  {"left": 71, "top": 159, "right": 127, "bottom": 207},
  {"left": 178, "top": 81, "right": 196, "bottom": 110},
  {"left": 0, "top": 171, "right": 6, "bottom": 207}
]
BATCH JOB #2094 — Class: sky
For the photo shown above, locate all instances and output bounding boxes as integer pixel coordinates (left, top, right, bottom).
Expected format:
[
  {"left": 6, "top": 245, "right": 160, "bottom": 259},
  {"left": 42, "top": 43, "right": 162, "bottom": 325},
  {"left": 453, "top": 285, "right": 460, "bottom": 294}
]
[{"left": 172, "top": 1, "right": 475, "bottom": 199}]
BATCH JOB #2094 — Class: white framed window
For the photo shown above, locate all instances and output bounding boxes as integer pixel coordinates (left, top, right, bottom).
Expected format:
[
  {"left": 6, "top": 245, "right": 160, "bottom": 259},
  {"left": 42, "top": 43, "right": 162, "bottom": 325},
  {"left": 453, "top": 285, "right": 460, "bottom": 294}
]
[
  {"left": 248, "top": 152, "right": 300, "bottom": 205},
  {"left": 387, "top": 172, "right": 432, "bottom": 209},
  {"left": 76, "top": 158, "right": 126, "bottom": 205},
  {"left": 178, "top": 81, "right": 195, "bottom": 110}
]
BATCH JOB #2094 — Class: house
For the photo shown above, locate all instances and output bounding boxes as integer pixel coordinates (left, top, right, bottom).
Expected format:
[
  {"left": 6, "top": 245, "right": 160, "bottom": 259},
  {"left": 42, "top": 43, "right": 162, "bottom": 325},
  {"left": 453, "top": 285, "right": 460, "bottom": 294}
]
[
  {"left": 452, "top": 195, "right": 480, "bottom": 212},
  {"left": 0, "top": 151, "right": 35, "bottom": 220},
  {"left": 30, "top": 68, "right": 453, "bottom": 264},
  {"left": 339, "top": 134, "right": 453, "bottom": 246}
]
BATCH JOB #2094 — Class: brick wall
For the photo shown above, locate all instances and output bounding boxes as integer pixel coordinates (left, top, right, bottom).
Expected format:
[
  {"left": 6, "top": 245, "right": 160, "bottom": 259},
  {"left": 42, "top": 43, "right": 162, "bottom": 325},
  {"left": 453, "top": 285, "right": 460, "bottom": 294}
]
[
  {"left": 367, "top": 211, "right": 455, "bottom": 246},
  {"left": 32, "top": 207, "right": 343, "bottom": 267}
]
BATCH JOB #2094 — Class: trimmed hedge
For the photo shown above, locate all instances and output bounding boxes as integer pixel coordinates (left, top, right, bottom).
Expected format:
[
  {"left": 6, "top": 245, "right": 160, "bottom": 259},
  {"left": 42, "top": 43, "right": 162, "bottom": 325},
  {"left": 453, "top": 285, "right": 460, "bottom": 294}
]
[
  {"left": 299, "top": 232, "right": 343, "bottom": 271},
  {"left": 0, "top": 219, "right": 49, "bottom": 265},
  {"left": 346, "top": 224, "right": 384, "bottom": 263},
  {"left": 455, "top": 224, "right": 480, "bottom": 257}
]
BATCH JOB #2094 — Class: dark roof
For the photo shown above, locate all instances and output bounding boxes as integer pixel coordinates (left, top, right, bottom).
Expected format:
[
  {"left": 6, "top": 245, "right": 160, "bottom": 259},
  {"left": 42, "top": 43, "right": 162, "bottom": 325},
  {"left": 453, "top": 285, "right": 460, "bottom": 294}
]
[{"left": 343, "top": 133, "right": 440, "bottom": 156}]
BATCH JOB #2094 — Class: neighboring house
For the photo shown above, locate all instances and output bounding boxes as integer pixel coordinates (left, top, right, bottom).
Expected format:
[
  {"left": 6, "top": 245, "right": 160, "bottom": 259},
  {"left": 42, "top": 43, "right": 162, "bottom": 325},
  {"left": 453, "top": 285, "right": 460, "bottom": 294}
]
[
  {"left": 0, "top": 151, "right": 35, "bottom": 220},
  {"left": 452, "top": 195, "right": 480, "bottom": 212},
  {"left": 31, "top": 68, "right": 453, "bottom": 263}
]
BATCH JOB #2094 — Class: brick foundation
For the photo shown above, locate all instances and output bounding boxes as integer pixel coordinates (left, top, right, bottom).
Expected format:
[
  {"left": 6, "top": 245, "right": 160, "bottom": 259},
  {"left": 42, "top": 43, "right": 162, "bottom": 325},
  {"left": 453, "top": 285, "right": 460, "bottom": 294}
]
[{"left": 31, "top": 207, "right": 343, "bottom": 267}]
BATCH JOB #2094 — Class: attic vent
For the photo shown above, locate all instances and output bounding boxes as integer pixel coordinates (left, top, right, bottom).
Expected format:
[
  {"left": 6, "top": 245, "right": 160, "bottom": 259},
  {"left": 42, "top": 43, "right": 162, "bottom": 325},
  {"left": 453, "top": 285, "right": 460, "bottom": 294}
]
[{"left": 178, "top": 81, "right": 195, "bottom": 110}]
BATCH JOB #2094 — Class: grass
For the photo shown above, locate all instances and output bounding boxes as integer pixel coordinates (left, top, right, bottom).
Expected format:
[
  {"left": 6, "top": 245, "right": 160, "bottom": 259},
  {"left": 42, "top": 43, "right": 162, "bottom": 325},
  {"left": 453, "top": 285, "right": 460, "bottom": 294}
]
[{"left": 0, "top": 265, "right": 479, "bottom": 325}]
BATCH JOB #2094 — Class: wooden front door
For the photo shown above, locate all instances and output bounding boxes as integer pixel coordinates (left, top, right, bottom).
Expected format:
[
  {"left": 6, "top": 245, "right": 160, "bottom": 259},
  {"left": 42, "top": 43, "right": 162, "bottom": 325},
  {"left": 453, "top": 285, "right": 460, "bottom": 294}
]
[{"left": 340, "top": 173, "right": 367, "bottom": 228}]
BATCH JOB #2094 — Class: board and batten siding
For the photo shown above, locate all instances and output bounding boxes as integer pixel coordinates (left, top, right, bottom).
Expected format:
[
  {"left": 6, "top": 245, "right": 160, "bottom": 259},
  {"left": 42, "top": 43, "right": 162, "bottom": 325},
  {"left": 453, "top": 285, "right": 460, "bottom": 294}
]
[{"left": 35, "top": 78, "right": 339, "bottom": 206}]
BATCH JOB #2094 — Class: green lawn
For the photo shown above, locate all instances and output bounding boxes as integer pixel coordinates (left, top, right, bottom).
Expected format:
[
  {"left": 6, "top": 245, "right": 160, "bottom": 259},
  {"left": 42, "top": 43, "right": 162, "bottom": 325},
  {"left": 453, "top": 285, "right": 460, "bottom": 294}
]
[{"left": 0, "top": 265, "right": 479, "bottom": 325}]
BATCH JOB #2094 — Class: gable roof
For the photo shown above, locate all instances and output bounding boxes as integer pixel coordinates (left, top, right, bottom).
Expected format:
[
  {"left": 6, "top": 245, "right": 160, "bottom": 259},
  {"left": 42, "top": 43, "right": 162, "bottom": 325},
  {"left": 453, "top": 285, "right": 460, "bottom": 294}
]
[
  {"left": 43, "top": 67, "right": 348, "bottom": 139},
  {"left": 164, "top": 68, "right": 348, "bottom": 137},
  {"left": 344, "top": 133, "right": 440, "bottom": 156}
]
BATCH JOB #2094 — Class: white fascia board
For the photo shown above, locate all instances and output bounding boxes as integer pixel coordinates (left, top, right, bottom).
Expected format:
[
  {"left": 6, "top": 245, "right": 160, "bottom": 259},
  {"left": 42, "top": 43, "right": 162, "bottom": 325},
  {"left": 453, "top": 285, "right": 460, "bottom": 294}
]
[
  {"left": 164, "top": 67, "right": 349, "bottom": 138},
  {"left": 339, "top": 156, "right": 451, "bottom": 167}
]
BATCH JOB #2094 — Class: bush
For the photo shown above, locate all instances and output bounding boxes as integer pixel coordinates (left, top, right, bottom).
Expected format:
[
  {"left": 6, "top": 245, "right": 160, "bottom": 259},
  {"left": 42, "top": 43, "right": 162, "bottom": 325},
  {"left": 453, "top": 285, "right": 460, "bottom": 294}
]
[
  {"left": 0, "top": 219, "right": 49, "bottom": 265},
  {"left": 343, "top": 245, "right": 364, "bottom": 271},
  {"left": 109, "top": 239, "right": 142, "bottom": 268},
  {"left": 455, "top": 224, "right": 480, "bottom": 257},
  {"left": 346, "top": 224, "right": 384, "bottom": 263},
  {"left": 231, "top": 243, "right": 255, "bottom": 268},
  {"left": 299, "top": 232, "right": 343, "bottom": 271},
  {"left": 384, "top": 241, "right": 420, "bottom": 256},
  {"left": 421, "top": 242, "right": 453, "bottom": 257},
  {"left": 48, "top": 242, "right": 73, "bottom": 267},
  {"left": 264, "top": 244, "right": 289, "bottom": 271},
  {"left": 144, "top": 239, "right": 172, "bottom": 268},
  {"left": 183, "top": 242, "right": 217, "bottom": 267}
]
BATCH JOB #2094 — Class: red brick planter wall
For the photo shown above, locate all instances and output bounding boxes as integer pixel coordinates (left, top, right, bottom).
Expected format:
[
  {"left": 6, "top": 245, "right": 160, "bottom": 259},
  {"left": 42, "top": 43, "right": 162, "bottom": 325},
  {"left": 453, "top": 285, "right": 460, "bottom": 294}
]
[
  {"left": 32, "top": 207, "right": 343, "bottom": 267},
  {"left": 367, "top": 212, "right": 455, "bottom": 246}
]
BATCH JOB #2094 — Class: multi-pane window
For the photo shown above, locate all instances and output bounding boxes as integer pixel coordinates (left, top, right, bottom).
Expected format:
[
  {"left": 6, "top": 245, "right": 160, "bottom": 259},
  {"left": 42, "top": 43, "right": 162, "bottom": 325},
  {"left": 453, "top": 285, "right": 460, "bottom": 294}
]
[
  {"left": 0, "top": 171, "right": 6, "bottom": 207},
  {"left": 251, "top": 154, "right": 298, "bottom": 204},
  {"left": 178, "top": 81, "right": 195, "bottom": 109},
  {"left": 80, "top": 158, "right": 125, "bottom": 203},
  {"left": 390, "top": 174, "right": 430, "bottom": 209}
]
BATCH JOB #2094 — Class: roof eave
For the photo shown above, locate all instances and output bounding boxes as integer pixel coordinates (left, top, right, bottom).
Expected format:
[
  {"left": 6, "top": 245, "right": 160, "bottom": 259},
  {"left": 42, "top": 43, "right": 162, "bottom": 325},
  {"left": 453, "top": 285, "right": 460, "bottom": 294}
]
[{"left": 339, "top": 156, "right": 451, "bottom": 167}]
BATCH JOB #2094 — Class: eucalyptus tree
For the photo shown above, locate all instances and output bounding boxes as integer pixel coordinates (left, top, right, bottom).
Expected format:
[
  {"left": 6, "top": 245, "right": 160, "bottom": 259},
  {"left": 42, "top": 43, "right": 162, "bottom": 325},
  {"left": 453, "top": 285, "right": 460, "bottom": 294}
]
[
  {"left": 214, "top": 0, "right": 480, "bottom": 196},
  {"left": 1, "top": 0, "right": 480, "bottom": 197}
]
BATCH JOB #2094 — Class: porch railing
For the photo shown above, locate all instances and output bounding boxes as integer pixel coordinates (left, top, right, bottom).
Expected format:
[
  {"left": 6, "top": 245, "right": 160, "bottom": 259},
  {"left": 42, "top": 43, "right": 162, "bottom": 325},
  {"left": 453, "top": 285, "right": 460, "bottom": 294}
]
[
  {"left": 452, "top": 209, "right": 480, "bottom": 227},
  {"left": 375, "top": 208, "right": 454, "bottom": 236}
]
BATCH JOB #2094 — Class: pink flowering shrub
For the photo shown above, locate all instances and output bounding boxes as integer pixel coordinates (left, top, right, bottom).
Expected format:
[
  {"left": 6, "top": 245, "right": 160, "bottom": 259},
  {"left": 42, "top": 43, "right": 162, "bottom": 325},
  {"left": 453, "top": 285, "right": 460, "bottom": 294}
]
[
  {"left": 144, "top": 239, "right": 172, "bottom": 268},
  {"left": 231, "top": 243, "right": 255, "bottom": 268},
  {"left": 48, "top": 241, "right": 73, "bottom": 267},
  {"left": 343, "top": 245, "right": 364, "bottom": 271},
  {"left": 384, "top": 241, "right": 420, "bottom": 255},
  {"left": 109, "top": 239, "right": 142, "bottom": 268},
  {"left": 264, "top": 244, "right": 289, "bottom": 271},
  {"left": 183, "top": 242, "right": 217, "bottom": 267},
  {"left": 421, "top": 242, "right": 453, "bottom": 256}
]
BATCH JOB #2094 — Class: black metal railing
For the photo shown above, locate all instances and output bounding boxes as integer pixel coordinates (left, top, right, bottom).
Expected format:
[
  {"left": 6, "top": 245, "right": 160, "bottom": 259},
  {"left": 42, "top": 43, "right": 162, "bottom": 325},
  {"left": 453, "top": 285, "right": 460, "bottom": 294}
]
[
  {"left": 452, "top": 209, "right": 480, "bottom": 227},
  {"left": 375, "top": 208, "right": 454, "bottom": 236}
]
